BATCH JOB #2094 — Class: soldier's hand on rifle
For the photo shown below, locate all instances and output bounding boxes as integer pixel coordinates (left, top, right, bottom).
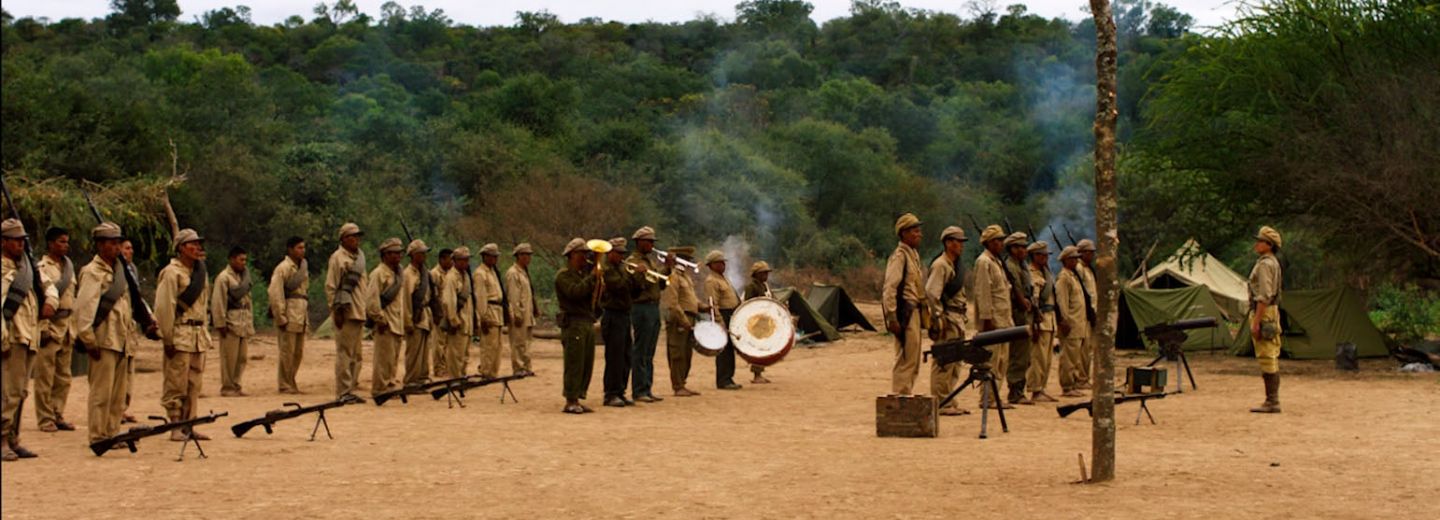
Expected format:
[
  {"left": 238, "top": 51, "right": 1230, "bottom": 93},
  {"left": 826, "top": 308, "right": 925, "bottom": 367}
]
[
  {"left": 41, "top": 303, "right": 56, "bottom": 320},
  {"left": 1021, "top": 297, "right": 1033, "bottom": 312},
  {"left": 88, "top": 347, "right": 102, "bottom": 361},
  {"left": 1059, "top": 321, "right": 1071, "bottom": 337},
  {"left": 217, "top": 326, "right": 229, "bottom": 337},
  {"left": 145, "top": 323, "right": 159, "bottom": 337}
]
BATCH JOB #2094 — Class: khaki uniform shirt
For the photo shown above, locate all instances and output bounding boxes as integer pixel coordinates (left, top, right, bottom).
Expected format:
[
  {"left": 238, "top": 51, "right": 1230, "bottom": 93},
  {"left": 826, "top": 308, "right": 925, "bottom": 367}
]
[
  {"left": 1248, "top": 253, "right": 1282, "bottom": 306},
  {"left": 325, "top": 247, "right": 369, "bottom": 323},
  {"left": 701, "top": 270, "right": 739, "bottom": 313},
  {"left": 1029, "top": 263, "right": 1056, "bottom": 332},
  {"left": 3, "top": 255, "right": 56, "bottom": 351},
  {"left": 267, "top": 256, "right": 309, "bottom": 333},
  {"left": 505, "top": 264, "right": 537, "bottom": 328},
  {"left": 74, "top": 256, "right": 134, "bottom": 353},
  {"left": 473, "top": 265, "right": 504, "bottom": 327},
  {"left": 973, "top": 250, "right": 1013, "bottom": 327},
  {"left": 403, "top": 263, "right": 432, "bottom": 332},
  {"left": 662, "top": 270, "right": 699, "bottom": 329},
  {"left": 441, "top": 267, "right": 473, "bottom": 334},
  {"left": 628, "top": 250, "right": 667, "bottom": 304},
  {"left": 210, "top": 267, "right": 256, "bottom": 338},
  {"left": 367, "top": 264, "right": 407, "bottom": 335},
  {"left": 1056, "top": 267, "right": 1091, "bottom": 339},
  {"left": 155, "top": 258, "right": 213, "bottom": 352},
  {"left": 1079, "top": 263, "right": 1098, "bottom": 316},
  {"left": 926, "top": 254, "right": 970, "bottom": 339},
  {"left": 37, "top": 255, "right": 76, "bottom": 344},
  {"left": 881, "top": 242, "right": 926, "bottom": 327}
]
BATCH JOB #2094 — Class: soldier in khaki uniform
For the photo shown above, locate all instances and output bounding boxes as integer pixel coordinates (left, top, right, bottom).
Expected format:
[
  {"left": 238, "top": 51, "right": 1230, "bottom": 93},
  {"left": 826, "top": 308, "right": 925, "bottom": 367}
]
[
  {"left": 1002, "top": 232, "right": 1035, "bottom": 405},
  {"left": 325, "top": 223, "right": 370, "bottom": 399},
  {"left": 1025, "top": 241, "right": 1059, "bottom": 402},
  {"left": 700, "top": 250, "right": 742, "bottom": 390},
  {"left": 441, "top": 247, "right": 475, "bottom": 378},
  {"left": 881, "top": 213, "right": 929, "bottom": 395},
  {"left": 75, "top": 223, "right": 138, "bottom": 446},
  {"left": 155, "top": 228, "right": 214, "bottom": 440},
  {"left": 971, "top": 225, "right": 1013, "bottom": 409},
  {"left": 660, "top": 247, "right": 700, "bottom": 396},
  {"left": 402, "top": 239, "right": 433, "bottom": 385},
  {"left": 267, "top": 237, "right": 309, "bottom": 394},
  {"left": 924, "top": 226, "right": 970, "bottom": 415},
  {"left": 211, "top": 246, "right": 255, "bottom": 397},
  {"left": 555, "top": 238, "right": 599, "bottom": 414},
  {"left": 740, "top": 260, "right": 774, "bottom": 384},
  {"left": 1055, "top": 246, "right": 1091, "bottom": 397},
  {"left": 368, "top": 238, "right": 407, "bottom": 394},
  {"left": 3, "top": 219, "right": 57, "bottom": 460},
  {"left": 1248, "top": 226, "right": 1284, "bottom": 414},
  {"left": 1075, "top": 239, "right": 1098, "bottom": 389},
  {"left": 505, "top": 243, "right": 539, "bottom": 376},
  {"left": 429, "top": 249, "right": 453, "bottom": 378},
  {"left": 34, "top": 227, "right": 78, "bottom": 432},
  {"left": 474, "top": 243, "right": 506, "bottom": 378}
]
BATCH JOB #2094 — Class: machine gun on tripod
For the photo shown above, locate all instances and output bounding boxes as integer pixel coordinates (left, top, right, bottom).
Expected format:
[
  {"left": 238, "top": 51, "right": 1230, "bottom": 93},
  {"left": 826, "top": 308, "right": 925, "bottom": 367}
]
[
  {"left": 1143, "top": 317, "right": 1216, "bottom": 393},
  {"left": 429, "top": 372, "right": 531, "bottom": 408},
  {"left": 924, "top": 326, "right": 1030, "bottom": 439},
  {"left": 230, "top": 394, "right": 363, "bottom": 440},
  {"left": 90, "top": 411, "right": 228, "bottom": 460}
]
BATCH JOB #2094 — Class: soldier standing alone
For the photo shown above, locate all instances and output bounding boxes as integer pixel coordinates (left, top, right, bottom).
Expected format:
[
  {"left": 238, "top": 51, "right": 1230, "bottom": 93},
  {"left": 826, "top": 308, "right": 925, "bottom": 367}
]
[{"left": 1248, "top": 226, "right": 1284, "bottom": 414}]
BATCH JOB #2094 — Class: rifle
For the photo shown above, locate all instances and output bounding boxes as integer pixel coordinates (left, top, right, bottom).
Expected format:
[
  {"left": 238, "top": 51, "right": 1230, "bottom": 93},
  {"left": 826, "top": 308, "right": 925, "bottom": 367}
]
[
  {"left": 399, "top": 216, "right": 414, "bottom": 244},
  {"left": 80, "top": 188, "right": 160, "bottom": 339},
  {"left": 1048, "top": 224, "right": 1066, "bottom": 248},
  {"left": 1063, "top": 224, "right": 1079, "bottom": 247},
  {"left": 1057, "top": 392, "right": 1166, "bottom": 419},
  {"left": 90, "top": 411, "right": 228, "bottom": 458},
  {"left": 373, "top": 379, "right": 454, "bottom": 406},
  {"left": 0, "top": 176, "right": 46, "bottom": 317},
  {"left": 230, "top": 394, "right": 362, "bottom": 440},
  {"left": 1002, "top": 217, "right": 1014, "bottom": 236},
  {"left": 1026, "top": 222, "right": 1038, "bottom": 245},
  {"left": 965, "top": 214, "right": 985, "bottom": 239},
  {"left": 430, "top": 372, "right": 530, "bottom": 406}
]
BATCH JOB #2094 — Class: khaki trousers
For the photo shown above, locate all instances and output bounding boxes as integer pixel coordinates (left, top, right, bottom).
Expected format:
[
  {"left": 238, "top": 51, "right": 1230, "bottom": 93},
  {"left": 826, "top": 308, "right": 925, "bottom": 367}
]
[
  {"left": 162, "top": 350, "right": 204, "bottom": 420},
  {"left": 219, "top": 332, "right": 248, "bottom": 394},
  {"left": 34, "top": 338, "right": 73, "bottom": 428},
  {"left": 1253, "top": 306, "right": 1282, "bottom": 374},
  {"left": 86, "top": 349, "right": 130, "bottom": 443},
  {"left": 1059, "top": 336, "right": 1089, "bottom": 392},
  {"left": 665, "top": 321, "right": 695, "bottom": 391},
  {"left": 2, "top": 345, "right": 33, "bottom": 440},
  {"left": 277, "top": 331, "right": 304, "bottom": 393},
  {"left": 404, "top": 328, "right": 431, "bottom": 385},
  {"left": 478, "top": 326, "right": 502, "bottom": 377},
  {"left": 371, "top": 330, "right": 402, "bottom": 394},
  {"left": 1080, "top": 332, "right": 1095, "bottom": 385},
  {"left": 446, "top": 331, "right": 470, "bottom": 377},
  {"left": 509, "top": 325, "right": 533, "bottom": 373},
  {"left": 1027, "top": 329, "right": 1055, "bottom": 394},
  {"left": 335, "top": 319, "right": 364, "bottom": 397},
  {"left": 929, "top": 313, "right": 965, "bottom": 408},
  {"left": 431, "top": 328, "right": 450, "bottom": 379},
  {"left": 891, "top": 313, "right": 922, "bottom": 394}
]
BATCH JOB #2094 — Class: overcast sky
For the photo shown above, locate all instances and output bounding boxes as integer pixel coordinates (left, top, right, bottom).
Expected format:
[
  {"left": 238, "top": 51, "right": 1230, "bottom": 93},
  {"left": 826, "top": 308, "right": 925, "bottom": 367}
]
[{"left": 5, "top": 1, "right": 1242, "bottom": 32}]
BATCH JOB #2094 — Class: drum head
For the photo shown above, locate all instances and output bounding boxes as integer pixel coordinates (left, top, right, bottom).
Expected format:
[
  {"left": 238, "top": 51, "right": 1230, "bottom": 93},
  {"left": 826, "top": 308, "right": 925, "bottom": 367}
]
[
  {"left": 730, "top": 298, "right": 795, "bottom": 366},
  {"left": 693, "top": 321, "right": 727, "bottom": 357}
]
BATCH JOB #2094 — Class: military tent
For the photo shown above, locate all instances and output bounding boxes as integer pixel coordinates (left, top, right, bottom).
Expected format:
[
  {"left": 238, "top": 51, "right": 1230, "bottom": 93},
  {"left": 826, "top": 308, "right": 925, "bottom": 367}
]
[
  {"left": 805, "top": 284, "right": 875, "bottom": 332},
  {"left": 770, "top": 287, "right": 841, "bottom": 343},
  {"left": 1116, "top": 285, "right": 1231, "bottom": 352},
  {"left": 1129, "top": 239, "right": 1250, "bottom": 321},
  {"left": 1230, "top": 287, "right": 1388, "bottom": 359}
]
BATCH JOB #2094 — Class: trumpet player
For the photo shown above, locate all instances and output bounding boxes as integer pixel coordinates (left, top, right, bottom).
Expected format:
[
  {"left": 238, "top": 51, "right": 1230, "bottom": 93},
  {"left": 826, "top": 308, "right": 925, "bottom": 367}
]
[
  {"left": 555, "top": 238, "right": 598, "bottom": 414},
  {"left": 600, "top": 238, "right": 645, "bottom": 407},
  {"left": 628, "top": 227, "right": 667, "bottom": 403}
]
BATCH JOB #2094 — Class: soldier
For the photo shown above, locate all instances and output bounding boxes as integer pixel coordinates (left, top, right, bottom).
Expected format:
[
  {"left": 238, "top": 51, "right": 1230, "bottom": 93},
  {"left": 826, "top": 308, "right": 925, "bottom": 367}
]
[
  {"left": 367, "top": 238, "right": 407, "bottom": 394},
  {"left": 474, "top": 243, "right": 506, "bottom": 379},
  {"left": 1002, "top": 232, "right": 1035, "bottom": 406},
  {"left": 700, "top": 250, "right": 742, "bottom": 390},
  {"left": 600, "top": 238, "right": 644, "bottom": 407},
  {"left": 505, "top": 243, "right": 539, "bottom": 376},
  {"left": 211, "top": 246, "right": 255, "bottom": 397},
  {"left": 660, "top": 247, "right": 700, "bottom": 397},
  {"left": 34, "top": 227, "right": 77, "bottom": 432},
  {"left": 882, "top": 213, "right": 929, "bottom": 395},
  {"left": 429, "top": 249, "right": 454, "bottom": 378},
  {"left": 1055, "top": 246, "right": 1091, "bottom": 397},
  {"left": 74, "top": 223, "right": 136, "bottom": 448},
  {"left": 1248, "top": 226, "right": 1284, "bottom": 414},
  {"left": 155, "top": 228, "right": 214, "bottom": 440},
  {"left": 442, "top": 247, "right": 475, "bottom": 378},
  {"left": 741, "top": 260, "right": 773, "bottom": 384},
  {"left": 325, "top": 222, "right": 369, "bottom": 400},
  {"left": 972, "top": 225, "right": 1014, "bottom": 409},
  {"left": 1025, "top": 241, "right": 1059, "bottom": 403},
  {"left": 118, "top": 237, "right": 141, "bottom": 423},
  {"left": 924, "top": 226, "right": 970, "bottom": 416},
  {"left": 267, "top": 236, "right": 308, "bottom": 394},
  {"left": 3, "top": 219, "right": 56, "bottom": 460},
  {"left": 402, "top": 239, "right": 433, "bottom": 385},
  {"left": 555, "top": 238, "right": 599, "bottom": 414},
  {"left": 1075, "top": 238, "right": 1098, "bottom": 389},
  {"left": 628, "top": 227, "right": 667, "bottom": 403}
]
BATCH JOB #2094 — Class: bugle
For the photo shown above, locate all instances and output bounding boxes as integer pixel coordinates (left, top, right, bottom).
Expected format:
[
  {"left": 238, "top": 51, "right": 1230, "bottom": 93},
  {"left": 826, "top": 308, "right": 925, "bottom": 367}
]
[{"left": 655, "top": 250, "right": 699, "bottom": 274}]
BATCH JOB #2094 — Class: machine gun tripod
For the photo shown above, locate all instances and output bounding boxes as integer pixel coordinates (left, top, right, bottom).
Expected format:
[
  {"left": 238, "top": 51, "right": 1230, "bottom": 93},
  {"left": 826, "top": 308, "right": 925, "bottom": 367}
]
[
  {"left": 925, "top": 326, "right": 1030, "bottom": 439},
  {"left": 1142, "top": 317, "right": 1216, "bottom": 394}
]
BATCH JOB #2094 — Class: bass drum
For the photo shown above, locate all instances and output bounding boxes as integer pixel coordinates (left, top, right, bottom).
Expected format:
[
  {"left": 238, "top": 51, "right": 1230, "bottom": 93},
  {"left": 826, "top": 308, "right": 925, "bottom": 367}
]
[
  {"left": 729, "top": 297, "right": 795, "bottom": 366},
  {"left": 693, "top": 320, "right": 727, "bottom": 357}
]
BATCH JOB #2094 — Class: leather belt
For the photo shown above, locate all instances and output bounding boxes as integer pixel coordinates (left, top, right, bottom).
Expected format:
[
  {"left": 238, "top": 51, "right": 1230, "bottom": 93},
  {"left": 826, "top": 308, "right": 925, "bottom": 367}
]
[
  {"left": 944, "top": 305, "right": 967, "bottom": 313},
  {"left": 51, "top": 309, "right": 73, "bottom": 320},
  {"left": 182, "top": 320, "right": 205, "bottom": 326},
  {"left": 487, "top": 300, "right": 502, "bottom": 305},
  {"left": 285, "top": 295, "right": 307, "bottom": 300}
]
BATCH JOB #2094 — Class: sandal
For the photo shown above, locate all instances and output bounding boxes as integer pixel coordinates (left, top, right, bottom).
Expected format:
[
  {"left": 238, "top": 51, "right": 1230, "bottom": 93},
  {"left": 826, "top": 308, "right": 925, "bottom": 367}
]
[{"left": 563, "top": 404, "right": 584, "bottom": 414}]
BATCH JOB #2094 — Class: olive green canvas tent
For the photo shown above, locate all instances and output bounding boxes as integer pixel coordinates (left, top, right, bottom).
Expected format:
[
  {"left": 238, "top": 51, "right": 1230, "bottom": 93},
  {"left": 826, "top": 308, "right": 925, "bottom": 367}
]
[
  {"left": 771, "top": 287, "right": 841, "bottom": 343},
  {"left": 1116, "top": 285, "right": 1232, "bottom": 352},
  {"left": 1129, "top": 239, "right": 1250, "bottom": 321},
  {"left": 1229, "top": 287, "right": 1388, "bottom": 360},
  {"left": 805, "top": 284, "right": 875, "bottom": 333}
]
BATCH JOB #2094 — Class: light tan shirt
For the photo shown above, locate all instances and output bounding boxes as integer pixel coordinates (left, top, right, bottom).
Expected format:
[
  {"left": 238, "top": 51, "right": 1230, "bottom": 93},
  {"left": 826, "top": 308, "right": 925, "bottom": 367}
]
[
  {"left": 1079, "top": 263, "right": 1097, "bottom": 315},
  {"left": 926, "top": 254, "right": 970, "bottom": 339},
  {"left": 505, "top": 264, "right": 536, "bottom": 328},
  {"left": 473, "top": 264, "right": 504, "bottom": 328},
  {"left": 973, "top": 250, "right": 1013, "bottom": 327},
  {"left": 1057, "top": 267, "right": 1091, "bottom": 339},
  {"left": 155, "top": 258, "right": 212, "bottom": 352},
  {"left": 404, "top": 263, "right": 432, "bottom": 332},
  {"left": 662, "top": 269, "right": 699, "bottom": 329},
  {"left": 367, "top": 263, "right": 407, "bottom": 336},
  {"left": 267, "top": 256, "right": 309, "bottom": 333},
  {"left": 701, "top": 269, "right": 739, "bottom": 313},
  {"left": 210, "top": 266, "right": 255, "bottom": 338},
  {"left": 1029, "top": 263, "right": 1056, "bottom": 332},
  {"left": 35, "top": 255, "right": 75, "bottom": 344},
  {"left": 1248, "top": 253, "right": 1282, "bottom": 305},
  {"left": 325, "top": 247, "right": 369, "bottom": 323},
  {"left": 441, "top": 267, "right": 473, "bottom": 334},
  {"left": 75, "top": 256, "right": 134, "bottom": 353},
  {"left": 3, "top": 255, "right": 56, "bottom": 351},
  {"left": 881, "top": 242, "right": 925, "bottom": 326}
]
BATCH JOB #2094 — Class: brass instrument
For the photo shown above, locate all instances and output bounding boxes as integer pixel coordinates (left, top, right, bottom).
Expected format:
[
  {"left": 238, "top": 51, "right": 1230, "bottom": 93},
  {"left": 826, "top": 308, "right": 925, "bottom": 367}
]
[
  {"left": 587, "top": 239, "right": 613, "bottom": 307},
  {"left": 655, "top": 250, "right": 699, "bottom": 273},
  {"left": 625, "top": 262, "right": 666, "bottom": 284}
]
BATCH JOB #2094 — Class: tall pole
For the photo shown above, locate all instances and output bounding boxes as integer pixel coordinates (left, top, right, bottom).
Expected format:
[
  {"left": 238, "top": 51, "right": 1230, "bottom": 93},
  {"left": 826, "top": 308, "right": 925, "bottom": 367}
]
[{"left": 1088, "top": 0, "right": 1120, "bottom": 483}]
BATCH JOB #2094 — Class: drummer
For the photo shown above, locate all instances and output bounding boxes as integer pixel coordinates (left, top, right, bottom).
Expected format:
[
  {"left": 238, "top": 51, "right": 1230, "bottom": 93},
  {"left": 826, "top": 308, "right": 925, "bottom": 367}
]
[
  {"left": 741, "top": 261, "right": 775, "bottom": 384},
  {"left": 699, "top": 250, "right": 743, "bottom": 390}
]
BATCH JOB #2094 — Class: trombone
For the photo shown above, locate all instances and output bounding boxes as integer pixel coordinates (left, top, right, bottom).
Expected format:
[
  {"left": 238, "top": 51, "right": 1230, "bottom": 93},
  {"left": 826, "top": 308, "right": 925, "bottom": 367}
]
[{"left": 655, "top": 250, "right": 699, "bottom": 274}]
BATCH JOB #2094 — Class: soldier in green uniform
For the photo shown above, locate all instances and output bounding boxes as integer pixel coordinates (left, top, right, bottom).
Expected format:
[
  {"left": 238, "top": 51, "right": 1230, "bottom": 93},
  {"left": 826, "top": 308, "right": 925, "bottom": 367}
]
[
  {"left": 1002, "top": 232, "right": 1035, "bottom": 406},
  {"left": 701, "top": 250, "right": 743, "bottom": 390},
  {"left": 741, "top": 260, "right": 774, "bottom": 384},
  {"left": 601, "top": 238, "right": 645, "bottom": 407},
  {"left": 628, "top": 227, "right": 667, "bottom": 403},
  {"left": 555, "top": 238, "right": 599, "bottom": 414},
  {"left": 1248, "top": 226, "right": 1284, "bottom": 414}
]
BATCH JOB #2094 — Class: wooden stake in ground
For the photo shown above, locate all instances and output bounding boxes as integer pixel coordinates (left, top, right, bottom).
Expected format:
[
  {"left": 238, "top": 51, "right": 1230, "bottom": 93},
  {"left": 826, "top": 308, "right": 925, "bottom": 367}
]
[{"left": 1088, "top": 0, "right": 1120, "bottom": 483}]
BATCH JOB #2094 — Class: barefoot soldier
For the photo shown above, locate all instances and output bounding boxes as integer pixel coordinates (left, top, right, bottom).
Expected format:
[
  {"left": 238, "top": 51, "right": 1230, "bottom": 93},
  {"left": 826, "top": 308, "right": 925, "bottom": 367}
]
[
  {"left": 211, "top": 246, "right": 255, "bottom": 397},
  {"left": 34, "top": 227, "right": 78, "bottom": 432},
  {"left": 661, "top": 246, "right": 700, "bottom": 397},
  {"left": 1056, "top": 246, "right": 1090, "bottom": 398},
  {"left": 1025, "top": 241, "right": 1058, "bottom": 403},
  {"left": 924, "top": 225, "right": 970, "bottom": 415},
  {"left": 368, "top": 238, "right": 407, "bottom": 394},
  {"left": 402, "top": 239, "right": 433, "bottom": 385},
  {"left": 741, "top": 260, "right": 774, "bottom": 385},
  {"left": 155, "top": 228, "right": 214, "bottom": 441},
  {"left": 326, "top": 223, "right": 369, "bottom": 400},
  {"left": 882, "top": 213, "right": 930, "bottom": 395},
  {"left": 267, "top": 237, "right": 309, "bottom": 394},
  {"left": 971, "top": 225, "right": 1014, "bottom": 409},
  {"left": 1249, "top": 226, "right": 1284, "bottom": 414},
  {"left": 701, "top": 250, "right": 742, "bottom": 391},
  {"left": 3, "top": 219, "right": 56, "bottom": 461},
  {"left": 556, "top": 238, "right": 599, "bottom": 414},
  {"left": 505, "top": 243, "right": 538, "bottom": 376}
]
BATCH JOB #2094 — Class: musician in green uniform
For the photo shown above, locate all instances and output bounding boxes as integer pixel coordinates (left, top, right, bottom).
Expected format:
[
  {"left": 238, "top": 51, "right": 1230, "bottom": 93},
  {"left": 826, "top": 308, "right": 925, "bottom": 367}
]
[
  {"left": 628, "top": 227, "right": 667, "bottom": 402},
  {"left": 556, "top": 238, "right": 599, "bottom": 414}
]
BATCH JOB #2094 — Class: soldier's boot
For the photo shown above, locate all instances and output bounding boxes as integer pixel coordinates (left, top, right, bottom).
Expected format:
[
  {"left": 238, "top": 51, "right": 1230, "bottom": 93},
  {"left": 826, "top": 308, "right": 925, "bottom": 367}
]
[
  {"left": 1, "top": 434, "right": 17, "bottom": 462},
  {"left": 1250, "top": 373, "right": 1282, "bottom": 413}
]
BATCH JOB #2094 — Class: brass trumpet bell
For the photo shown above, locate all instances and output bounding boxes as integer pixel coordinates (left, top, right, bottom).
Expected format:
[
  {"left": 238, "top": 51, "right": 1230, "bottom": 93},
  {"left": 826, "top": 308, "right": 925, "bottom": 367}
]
[{"left": 586, "top": 239, "right": 614, "bottom": 254}]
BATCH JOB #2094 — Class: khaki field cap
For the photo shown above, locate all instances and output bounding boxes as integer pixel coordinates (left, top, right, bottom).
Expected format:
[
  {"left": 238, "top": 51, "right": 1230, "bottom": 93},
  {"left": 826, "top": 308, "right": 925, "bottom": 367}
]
[
  {"left": 1060, "top": 245, "right": 1080, "bottom": 260},
  {"left": 1003, "top": 232, "right": 1028, "bottom": 248},
  {"left": 406, "top": 239, "right": 430, "bottom": 256},
  {"left": 512, "top": 243, "right": 533, "bottom": 256},
  {"left": 705, "top": 250, "right": 726, "bottom": 265},
  {"left": 894, "top": 213, "right": 922, "bottom": 236},
  {"left": 338, "top": 222, "right": 362, "bottom": 240},
  {"left": 378, "top": 237, "right": 404, "bottom": 253},
  {"left": 940, "top": 226, "right": 967, "bottom": 242},
  {"left": 608, "top": 237, "right": 628, "bottom": 253},
  {"left": 980, "top": 225, "right": 1005, "bottom": 243},
  {"left": 480, "top": 243, "right": 500, "bottom": 256},
  {"left": 750, "top": 261, "right": 772, "bottom": 276},
  {"left": 562, "top": 238, "right": 586, "bottom": 256},
  {"left": 632, "top": 226, "right": 656, "bottom": 241},
  {"left": 1, "top": 218, "right": 27, "bottom": 239},
  {"left": 670, "top": 246, "right": 696, "bottom": 259},
  {"left": 1027, "top": 240, "right": 1050, "bottom": 255},
  {"left": 173, "top": 228, "right": 203, "bottom": 249},
  {"left": 1077, "top": 239, "right": 1096, "bottom": 252},
  {"left": 1256, "top": 226, "right": 1283, "bottom": 249},
  {"left": 92, "top": 222, "right": 123, "bottom": 240},
  {"left": 452, "top": 246, "right": 471, "bottom": 259}
]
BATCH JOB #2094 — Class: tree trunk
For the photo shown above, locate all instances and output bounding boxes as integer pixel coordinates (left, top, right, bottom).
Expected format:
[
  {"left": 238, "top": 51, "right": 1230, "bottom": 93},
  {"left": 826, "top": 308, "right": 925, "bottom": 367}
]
[{"left": 1088, "top": 0, "right": 1120, "bottom": 484}]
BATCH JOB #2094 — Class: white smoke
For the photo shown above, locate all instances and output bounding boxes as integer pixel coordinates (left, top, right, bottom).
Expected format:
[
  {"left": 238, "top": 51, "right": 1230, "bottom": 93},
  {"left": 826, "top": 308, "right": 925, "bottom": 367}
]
[{"left": 721, "top": 234, "right": 750, "bottom": 290}]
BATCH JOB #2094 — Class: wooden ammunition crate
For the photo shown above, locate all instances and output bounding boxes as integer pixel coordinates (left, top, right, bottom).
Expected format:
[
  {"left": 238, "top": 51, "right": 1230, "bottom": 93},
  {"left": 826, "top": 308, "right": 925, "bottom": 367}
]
[{"left": 876, "top": 395, "right": 938, "bottom": 438}]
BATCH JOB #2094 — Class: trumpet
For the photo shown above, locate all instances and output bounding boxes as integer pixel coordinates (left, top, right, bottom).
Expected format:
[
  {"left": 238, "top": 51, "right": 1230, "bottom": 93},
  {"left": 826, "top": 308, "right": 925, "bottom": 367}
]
[
  {"left": 625, "top": 262, "right": 667, "bottom": 284},
  {"left": 655, "top": 250, "right": 699, "bottom": 273}
]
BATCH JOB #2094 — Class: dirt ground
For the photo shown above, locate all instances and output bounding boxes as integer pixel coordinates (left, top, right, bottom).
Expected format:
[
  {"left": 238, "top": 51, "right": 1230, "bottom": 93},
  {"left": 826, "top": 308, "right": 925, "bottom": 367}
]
[{"left": 3, "top": 302, "right": 1437, "bottom": 519}]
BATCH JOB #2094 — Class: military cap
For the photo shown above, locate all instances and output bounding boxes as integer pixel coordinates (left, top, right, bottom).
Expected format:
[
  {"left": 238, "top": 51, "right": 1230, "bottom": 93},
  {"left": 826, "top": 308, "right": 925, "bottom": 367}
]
[
  {"left": 704, "top": 250, "right": 726, "bottom": 265},
  {"left": 1256, "top": 226, "right": 1283, "bottom": 249},
  {"left": 512, "top": 243, "right": 533, "bottom": 256},
  {"left": 894, "top": 213, "right": 922, "bottom": 236},
  {"left": 378, "top": 237, "right": 404, "bottom": 253},
  {"left": 1077, "top": 239, "right": 1096, "bottom": 252},
  {"left": 337, "top": 222, "right": 363, "bottom": 240},
  {"left": 452, "top": 246, "right": 471, "bottom": 259},
  {"left": 1059, "top": 245, "right": 1080, "bottom": 260},
  {"left": 1027, "top": 241, "right": 1050, "bottom": 255},
  {"left": 669, "top": 246, "right": 696, "bottom": 259},
  {"left": 940, "top": 226, "right": 967, "bottom": 242},
  {"left": 92, "top": 222, "right": 123, "bottom": 240},
  {"left": 980, "top": 225, "right": 1005, "bottom": 243},
  {"left": 406, "top": 239, "right": 430, "bottom": 256},
  {"left": 562, "top": 238, "right": 586, "bottom": 256},
  {"left": 1003, "top": 232, "right": 1029, "bottom": 248},
  {"left": 480, "top": 243, "right": 500, "bottom": 256},
  {"left": 1, "top": 218, "right": 27, "bottom": 239},
  {"left": 609, "top": 237, "right": 628, "bottom": 253},
  {"left": 750, "top": 261, "right": 772, "bottom": 276},
  {"left": 632, "top": 226, "right": 656, "bottom": 241},
  {"left": 173, "top": 228, "right": 204, "bottom": 249}
]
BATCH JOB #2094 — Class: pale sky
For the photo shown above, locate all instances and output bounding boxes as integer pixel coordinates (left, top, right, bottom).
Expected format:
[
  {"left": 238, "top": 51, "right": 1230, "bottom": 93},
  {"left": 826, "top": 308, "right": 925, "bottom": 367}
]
[{"left": 6, "top": 1, "right": 1242, "bottom": 32}]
